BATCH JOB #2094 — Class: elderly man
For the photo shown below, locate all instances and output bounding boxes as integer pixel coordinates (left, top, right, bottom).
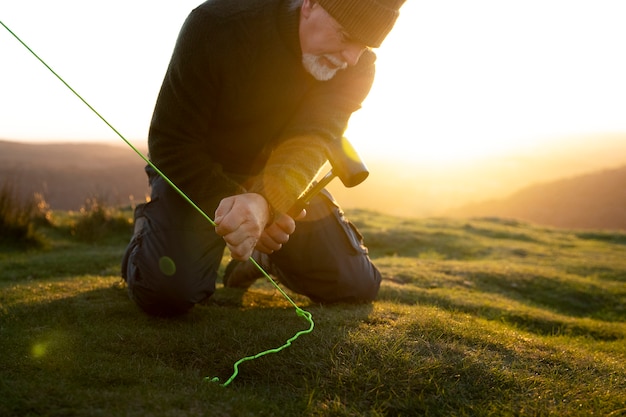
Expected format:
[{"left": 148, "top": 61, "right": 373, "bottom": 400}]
[{"left": 122, "top": 0, "right": 405, "bottom": 316}]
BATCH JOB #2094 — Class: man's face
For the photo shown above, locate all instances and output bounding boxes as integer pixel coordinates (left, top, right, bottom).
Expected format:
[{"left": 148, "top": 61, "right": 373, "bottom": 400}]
[
  {"left": 299, "top": 0, "right": 368, "bottom": 81},
  {"left": 301, "top": 53, "right": 347, "bottom": 81}
]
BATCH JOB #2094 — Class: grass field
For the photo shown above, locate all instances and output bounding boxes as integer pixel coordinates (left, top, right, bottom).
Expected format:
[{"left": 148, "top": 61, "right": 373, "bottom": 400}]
[{"left": 1, "top": 208, "right": 625, "bottom": 416}]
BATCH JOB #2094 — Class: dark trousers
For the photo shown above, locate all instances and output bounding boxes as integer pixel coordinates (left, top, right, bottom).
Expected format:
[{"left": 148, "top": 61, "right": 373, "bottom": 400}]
[{"left": 121, "top": 166, "right": 381, "bottom": 316}]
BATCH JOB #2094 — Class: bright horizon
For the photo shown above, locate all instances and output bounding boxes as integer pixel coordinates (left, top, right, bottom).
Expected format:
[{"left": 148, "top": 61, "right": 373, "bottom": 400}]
[{"left": 2, "top": 0, "right": 626, "bottom": 166}]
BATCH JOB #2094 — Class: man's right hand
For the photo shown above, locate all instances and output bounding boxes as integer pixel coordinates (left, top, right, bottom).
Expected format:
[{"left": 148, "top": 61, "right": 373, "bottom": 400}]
[
  {"left": 214, "top": 193, "right": 271, "bottom": 261},
  {"left": 255, "top": 209, "right": 306, "bottom": 254}
]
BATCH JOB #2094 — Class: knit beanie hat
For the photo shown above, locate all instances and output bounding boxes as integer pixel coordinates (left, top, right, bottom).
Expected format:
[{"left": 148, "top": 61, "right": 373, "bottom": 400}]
[{"left": 317, "top": 0, "right": 405, "bottom": 48}]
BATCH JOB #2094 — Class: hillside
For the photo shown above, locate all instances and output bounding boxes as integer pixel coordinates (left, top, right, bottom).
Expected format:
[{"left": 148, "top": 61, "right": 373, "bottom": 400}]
[
  {"left": 0, "top": 140, "right": 149, "bottom": 210},
  {"left": 2, "top": 139, "right": 626, "bottom": 231},
  {"left": 448, "top": 165, "right": 626, "bottom": 231}
]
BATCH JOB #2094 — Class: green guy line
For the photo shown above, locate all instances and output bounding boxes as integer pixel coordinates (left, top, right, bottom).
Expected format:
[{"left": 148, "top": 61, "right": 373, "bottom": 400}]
[{"left": 1, "top": 19, "right": 314, "bottom": 387}]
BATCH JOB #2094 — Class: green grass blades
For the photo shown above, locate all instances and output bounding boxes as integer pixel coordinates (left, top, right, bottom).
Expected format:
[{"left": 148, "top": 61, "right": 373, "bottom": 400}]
[{"left": 1, "top": 209, "right": 625, "bottom": 416}]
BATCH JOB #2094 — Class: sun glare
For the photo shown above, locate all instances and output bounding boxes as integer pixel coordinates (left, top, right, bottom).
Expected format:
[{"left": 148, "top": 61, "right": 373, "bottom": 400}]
[
  {"left": 1, "top": 0, "right": 625, "bottom": 169},
  {"left": 344, "top": 1, "right": 626, "bottom": 166}
]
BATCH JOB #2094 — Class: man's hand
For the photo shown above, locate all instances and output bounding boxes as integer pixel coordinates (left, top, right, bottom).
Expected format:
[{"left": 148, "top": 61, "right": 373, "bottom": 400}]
[
  {"left": 214, "top": 193, "right": 271, "bottom": 261},
  {"left": 255, "top": 210, "right": 306, "bottom": 254}
]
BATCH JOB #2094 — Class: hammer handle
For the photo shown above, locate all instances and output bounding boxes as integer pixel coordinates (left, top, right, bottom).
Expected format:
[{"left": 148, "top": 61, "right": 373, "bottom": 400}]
[{"left": 287, "top": 171, "right": 336, "bottom": 217}]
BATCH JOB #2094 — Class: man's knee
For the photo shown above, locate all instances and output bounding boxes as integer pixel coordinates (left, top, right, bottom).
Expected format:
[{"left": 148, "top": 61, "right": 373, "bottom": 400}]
[
  {"left": 271, "top": 190, "right": 381, "bottom": 303},
  {"left": 121, "top": 201, "right": 221, "bottom": 316},
  {"left": 271, "top": 250, "right": 381, "bottom": 304},
  {"left": 349, "top": 259, "right": 382, "bottom": 302},
  {"left": 123, "top": 243, "right": 200, "bottom": 316},
  {"left": 311, "top": 255, "right": 381, "bottom": 304}
]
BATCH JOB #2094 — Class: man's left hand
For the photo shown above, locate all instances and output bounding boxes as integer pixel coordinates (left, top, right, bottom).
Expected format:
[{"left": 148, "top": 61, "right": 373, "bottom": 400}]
[{"left": 256, "top": 210, "right": 305, "bottom": 254}]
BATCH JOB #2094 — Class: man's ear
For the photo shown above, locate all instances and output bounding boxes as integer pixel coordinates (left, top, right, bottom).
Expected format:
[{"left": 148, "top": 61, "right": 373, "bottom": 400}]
[{"left": 300, "top": 0, "right": 314, "bottom": 18}]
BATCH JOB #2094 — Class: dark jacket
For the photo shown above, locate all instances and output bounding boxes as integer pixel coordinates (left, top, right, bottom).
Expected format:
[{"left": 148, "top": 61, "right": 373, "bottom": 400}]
[{"left": 148, "top": 0, "right": 376, "bottom": 213}]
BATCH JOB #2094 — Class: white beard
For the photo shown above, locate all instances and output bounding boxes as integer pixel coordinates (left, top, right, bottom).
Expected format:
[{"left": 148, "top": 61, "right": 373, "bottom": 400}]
[{"left": 302, "top": 53, "right": 348, "bottom": 81}]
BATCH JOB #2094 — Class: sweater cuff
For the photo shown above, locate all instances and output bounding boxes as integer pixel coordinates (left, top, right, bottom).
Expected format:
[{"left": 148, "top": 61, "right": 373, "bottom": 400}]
[{"left": 248, "top": 135, "right": 330, "bottom": 216}]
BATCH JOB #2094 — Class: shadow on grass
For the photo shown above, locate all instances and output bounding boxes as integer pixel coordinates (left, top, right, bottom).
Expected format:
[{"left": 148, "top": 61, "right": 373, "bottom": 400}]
[
  {"left": 466, "top": 270, "right": 626, "bottom": 322},
  {"left": 364, "top": 228, "right": 491, "bottom": 260},
  {"left": 0, "top": 281, "right": 376, "bottom": 416},
  {"left": 378, "top": 283, "right": 625, "bottom": 341},
  {"left": 575, "top": 230, "right": 626, "bottom": 245},
  {"left": 461, "top": 220, "right": 541, "bottom": 243},
  {"left": 0, "top": 246, "right": 126, "bottom": 284},
  {"left": 2, "top": 278, "right": 624, "bottom": 416}
]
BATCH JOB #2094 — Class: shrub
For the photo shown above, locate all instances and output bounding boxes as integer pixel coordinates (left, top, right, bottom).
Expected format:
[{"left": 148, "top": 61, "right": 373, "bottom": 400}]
[
  {"left": 0, "top": 181, "right": 46, "bottom": 249},
  {"left": 32, "top": 192, "right": 53, "bottom": 227},
  {"left": 71, "top": 196, "right": 133, "bottom": 242}
]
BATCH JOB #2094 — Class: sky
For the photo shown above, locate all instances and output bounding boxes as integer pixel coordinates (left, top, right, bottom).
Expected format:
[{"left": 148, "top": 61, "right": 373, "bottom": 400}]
[{"left": 2, "top": 0, "right": 626, "bottom": 165}]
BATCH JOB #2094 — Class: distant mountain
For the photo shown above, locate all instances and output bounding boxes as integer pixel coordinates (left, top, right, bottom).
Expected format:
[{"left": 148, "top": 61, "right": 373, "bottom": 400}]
[
  {"left": 3, "top": 139, "right": 626, "bottom": 231},
  {"left": 447, "top": 165, "right": 626, "bottom": 231},
  {"left": 0, "top": 140, "right": 149, "bottom": 210}
]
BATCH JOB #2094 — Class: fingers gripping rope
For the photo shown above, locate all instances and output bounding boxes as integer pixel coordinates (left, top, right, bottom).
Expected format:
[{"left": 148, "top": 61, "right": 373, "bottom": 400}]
[{"left": 0, "top": 19, "right": 314, "bottom": 387}]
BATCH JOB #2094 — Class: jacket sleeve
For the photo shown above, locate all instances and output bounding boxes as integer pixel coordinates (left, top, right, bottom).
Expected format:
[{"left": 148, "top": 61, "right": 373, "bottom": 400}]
[
  {"left": 148, "top": 7, "right": 245, "bottom": 210},
  {"left": 249, "top": 51, "right": 377, "bottom": 215}
]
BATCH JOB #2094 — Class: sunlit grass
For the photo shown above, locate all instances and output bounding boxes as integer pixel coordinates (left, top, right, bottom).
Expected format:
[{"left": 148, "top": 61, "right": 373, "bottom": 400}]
[{"left": 1, "top": 208, "right": 625, "bottom": 416}]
